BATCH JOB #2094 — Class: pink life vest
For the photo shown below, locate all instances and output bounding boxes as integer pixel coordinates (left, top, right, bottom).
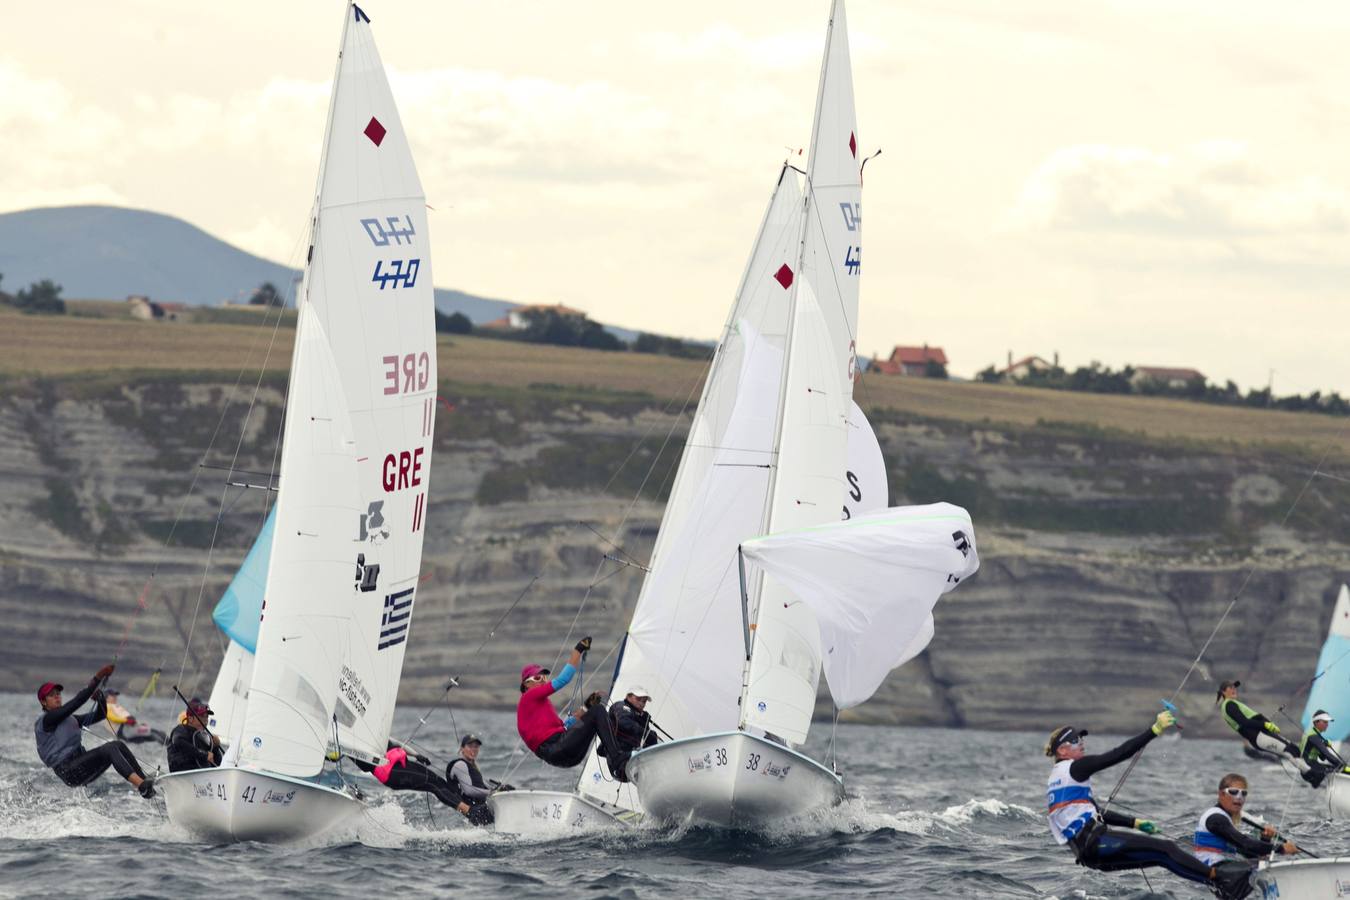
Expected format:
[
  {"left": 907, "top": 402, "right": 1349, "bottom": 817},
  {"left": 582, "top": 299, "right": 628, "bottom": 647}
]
[{"left": 372, "top": 746, "right": 407, "bottom": 784}]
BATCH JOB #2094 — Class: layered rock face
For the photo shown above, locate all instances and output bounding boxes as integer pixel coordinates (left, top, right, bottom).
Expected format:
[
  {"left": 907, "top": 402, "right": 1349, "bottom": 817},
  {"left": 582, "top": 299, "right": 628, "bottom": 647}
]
[{"left": 2, "top": 375, "right": 1347, "bottom": 736}]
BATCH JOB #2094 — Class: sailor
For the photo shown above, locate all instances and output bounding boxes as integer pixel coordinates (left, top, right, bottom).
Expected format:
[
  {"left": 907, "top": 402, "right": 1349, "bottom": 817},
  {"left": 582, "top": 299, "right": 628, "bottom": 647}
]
[
  {"left": 1215, "top": 680, "right": 1309, "bottom": 773},
  {"left": 447, "top": 734, "right": 494, "bottom": 826},
  {"left": 350, "top": 742, "right": 470, "bottom": 812},
  {"left": 609, "top": 686, "right": 659, "bottom": 755},
  {"left": 166, "top": 698, "right": 222, "bottom": 773},
  {"left": 517, "top": 636, "right": 629, "bottom": 778},
  {"left": 1043, "top": 713, "right": 1251, "bottom": 899},
  {"left": 1298, "top": 709, "right": 1350, "bottom": 787},
  {"left": 103, "top": 688, "right": 166, "bottom": 745},
  {"left": 34, "top": 664, "right": 155, "bottom": 799},
  {"left": 1193, "top": 773, "right": 1297, "bottom": 874}
]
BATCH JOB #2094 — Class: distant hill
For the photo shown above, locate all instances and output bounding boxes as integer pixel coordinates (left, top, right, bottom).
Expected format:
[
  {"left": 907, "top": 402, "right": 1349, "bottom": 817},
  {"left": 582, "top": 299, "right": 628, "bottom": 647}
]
[{"left": 0, "top": 205, "right": 516, "bottom": 324}]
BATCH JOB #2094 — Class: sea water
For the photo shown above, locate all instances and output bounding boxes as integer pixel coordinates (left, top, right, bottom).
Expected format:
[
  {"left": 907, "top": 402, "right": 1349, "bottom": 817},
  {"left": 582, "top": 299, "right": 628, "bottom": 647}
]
[{"left": 2, "top": 693, "right": 1345, "bottom": 898}]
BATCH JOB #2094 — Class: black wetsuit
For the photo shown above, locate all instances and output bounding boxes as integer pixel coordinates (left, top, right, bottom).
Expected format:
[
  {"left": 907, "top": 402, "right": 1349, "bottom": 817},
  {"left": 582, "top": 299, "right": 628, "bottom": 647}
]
[
  {"left": 535, "top": 705, "right": 629, "bottom": 778},
  {"left": 1200, "top": 810, "right": 1283, "bottom": 859},
  {"left": 1220, "top": 698, "right": 1302, "bottom": 760},
  {"left": 166, "top": 725, "right": 220, "bottom": 773},
  {"left": 610, "top": 700, "right": 659, "bottom": 754},
  {"left": 1300, "top": 729, "right": 1347, "bottom": 786},
  {"left": 34, "top": 683, "right": 148, "bottom": 788},
  {"left": 1058, "top": 730, "right": 1222, "bottom": 891},
  {"left": 351, "top": 747, "right": 462, "bottom": 808},
  {"left": 447, "top": 756, "right": 494, "bottom": 826}
]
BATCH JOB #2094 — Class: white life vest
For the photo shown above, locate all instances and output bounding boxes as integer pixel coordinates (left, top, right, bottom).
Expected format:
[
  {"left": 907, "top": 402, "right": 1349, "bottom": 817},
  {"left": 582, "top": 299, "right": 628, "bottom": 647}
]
[
  {"left": 1046, "top": 759, "right": 1097, "bottom": 845},
  {"left": 1193, "top": 805, "right": 1237, "bottom": 865}
]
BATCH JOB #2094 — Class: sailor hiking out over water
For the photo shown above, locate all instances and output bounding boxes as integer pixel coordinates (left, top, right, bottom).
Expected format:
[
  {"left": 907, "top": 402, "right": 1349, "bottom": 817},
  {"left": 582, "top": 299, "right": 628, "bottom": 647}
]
[
  {"left": 516, "top": 635, "right": 629, "bottom": 779},
  {"left": 1193, "top": 773, "right": 1296, "bottom": 869},
  {"left": 1043, "top": 713, "right": 1252, "bottom": 900},
  {"left": 1298, "top": 709, "right": 1350, "bottom": 787},
  {"left": 33, "top": 663, "right": 155, "bottom": 799},
  {"left": 1215, "top": 680, "right": 1310, "bottom": 774}
]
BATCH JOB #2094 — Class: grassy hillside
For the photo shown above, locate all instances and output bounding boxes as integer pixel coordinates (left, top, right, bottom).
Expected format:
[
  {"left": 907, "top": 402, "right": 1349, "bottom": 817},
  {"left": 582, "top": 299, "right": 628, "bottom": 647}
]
[{"left": 4, "top": 302, "right": 1347, "bottom": 462}]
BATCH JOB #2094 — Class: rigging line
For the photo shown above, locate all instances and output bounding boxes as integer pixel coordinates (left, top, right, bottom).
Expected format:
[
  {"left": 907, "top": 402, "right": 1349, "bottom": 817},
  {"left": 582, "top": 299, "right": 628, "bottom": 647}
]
[
  {"left": 553, "top": 365, "right": 708, "bottom": 671},
  {"left": 112, "top": 285, "right": 290, "bottom": 664},
  {"left": 577, "top": 520, "right": 644, "bottom": 568},
  {"left": 176, "top": 257, "right": 300, "bottom": 689},
  {"left": 1313, "top": 469, "right": 1350, "bottom": 485},
  {"left": 1104, "top": 417, "right": 1350, "bottom": 812}
]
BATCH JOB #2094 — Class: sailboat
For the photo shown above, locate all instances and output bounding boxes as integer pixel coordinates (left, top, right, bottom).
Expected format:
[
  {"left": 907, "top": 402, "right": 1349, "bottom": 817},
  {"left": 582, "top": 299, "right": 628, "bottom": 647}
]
[
  {"left": 490, "top": 0, "right": 978, "bottom": 833},
  {"left": 158, "top": 2, "right": 438, "bottom": 843},
  {"left": 1297, "top": 583, "right": 1350, "bottom": 818}
]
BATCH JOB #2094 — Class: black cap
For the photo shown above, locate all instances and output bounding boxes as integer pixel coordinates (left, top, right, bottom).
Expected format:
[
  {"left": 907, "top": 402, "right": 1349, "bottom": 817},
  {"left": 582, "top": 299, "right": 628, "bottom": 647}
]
[
  {"left": 1216, "top": 679, "right": 1241, "bottom": 701},
  {"left": 460, "top": 733, "right": 482, "bottom": 748},
  {"left": 1045, "top": 726, "right": 1088, "bottom": 757}
]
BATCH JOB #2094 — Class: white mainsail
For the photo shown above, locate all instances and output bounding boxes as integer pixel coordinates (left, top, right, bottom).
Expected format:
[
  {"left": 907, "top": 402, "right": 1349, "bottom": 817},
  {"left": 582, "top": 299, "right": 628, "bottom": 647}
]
[
  {"left": 575, "top": 168, "right": 805, "bottom": 810},
  {"left": 237, "top": 3, "right": 436, "bottom": 777},
  {"left": 741, "top": 0, "right": 861, "bottom": 744},
  {"left": 741, "top": 503, "right": 978, "bottom": 709}
]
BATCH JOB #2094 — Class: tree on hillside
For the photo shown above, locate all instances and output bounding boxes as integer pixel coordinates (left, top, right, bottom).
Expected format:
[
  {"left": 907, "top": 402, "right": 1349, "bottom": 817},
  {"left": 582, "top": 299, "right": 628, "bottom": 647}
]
[
  {"left": 13, "top": 279, "right": 65, "bottom": 315},
  {"left": 975, "top": 365, "right": 1001, "bottom": 384},
  {"left": 518, "top": 308, "right": 625, "bottom": 351},
  {"left": 435, "top": 310, "right": 473, "bottom": 334},
  {"left": 633, "top": 332, "right": 704, "bottom": 359},
  {"left": 249, "top": 281, "right": 284, "bottom": 307}
]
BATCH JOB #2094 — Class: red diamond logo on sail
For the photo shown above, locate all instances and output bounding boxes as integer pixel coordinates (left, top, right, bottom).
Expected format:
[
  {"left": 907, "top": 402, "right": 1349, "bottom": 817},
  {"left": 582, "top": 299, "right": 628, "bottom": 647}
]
[
  {"left": 773, "top": 264, "right": 794, "bottom": 289},
  {"left": 364, "top": 117, "right": 387, "bottom": 146},
  {"left": 849, "top": 132, "right": 857, "bottom": 158}
]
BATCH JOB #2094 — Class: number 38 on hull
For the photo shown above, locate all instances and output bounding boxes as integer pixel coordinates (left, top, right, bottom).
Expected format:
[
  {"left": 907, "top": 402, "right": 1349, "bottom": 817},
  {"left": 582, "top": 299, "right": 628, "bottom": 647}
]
[
  {"left": 158, "top": 766, "right": 362, "bottom": 843},
  {"left": 625, "top": 731, "right": 845, "bottom": 829}
]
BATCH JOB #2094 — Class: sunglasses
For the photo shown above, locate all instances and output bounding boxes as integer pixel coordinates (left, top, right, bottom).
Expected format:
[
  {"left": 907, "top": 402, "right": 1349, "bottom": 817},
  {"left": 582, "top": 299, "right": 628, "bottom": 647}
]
[{"left": 1223, "top": 788, "right": 1248, "bottom": 799}]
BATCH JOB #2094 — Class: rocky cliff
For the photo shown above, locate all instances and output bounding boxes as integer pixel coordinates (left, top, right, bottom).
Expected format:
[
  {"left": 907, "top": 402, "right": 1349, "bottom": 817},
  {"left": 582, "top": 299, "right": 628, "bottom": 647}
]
[{"left": 3, "top": 367, "right": 1348, "bottom": 737}]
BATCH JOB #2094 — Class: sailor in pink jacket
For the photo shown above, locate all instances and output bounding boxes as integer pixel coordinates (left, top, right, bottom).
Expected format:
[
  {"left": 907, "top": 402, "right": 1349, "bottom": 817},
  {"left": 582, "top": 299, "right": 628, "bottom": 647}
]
[{"left": 516, "top": 636, "right": 629, "bottom": 779}]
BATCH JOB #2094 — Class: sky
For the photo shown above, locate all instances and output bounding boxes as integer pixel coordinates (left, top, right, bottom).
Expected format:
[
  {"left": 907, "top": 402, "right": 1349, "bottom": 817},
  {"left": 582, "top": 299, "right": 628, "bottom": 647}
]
[{"left": 5, "top": 1, "right": 1350, "bottom": 394}]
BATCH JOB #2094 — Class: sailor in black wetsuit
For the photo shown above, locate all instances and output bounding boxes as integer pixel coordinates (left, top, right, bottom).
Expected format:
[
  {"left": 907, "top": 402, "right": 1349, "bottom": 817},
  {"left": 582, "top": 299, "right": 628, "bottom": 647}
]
[
  {"left": 166, "top": 698, "right": 222, "bottom": 773},
  {"left": 1043, "top": 712, "right": 1251, "bottom": 899},
  {"left": 1298, "top": 709, "right": 1350, "bottom": 786},
  {"left": 1193, "top": 773, "right": 1297, "bottom": 870},
  {"left": 1215, "top": 680, "right": 1310, "bottom": 774},
  {"left": 33, "top": 664, "right": 155, "bottom": 798}
]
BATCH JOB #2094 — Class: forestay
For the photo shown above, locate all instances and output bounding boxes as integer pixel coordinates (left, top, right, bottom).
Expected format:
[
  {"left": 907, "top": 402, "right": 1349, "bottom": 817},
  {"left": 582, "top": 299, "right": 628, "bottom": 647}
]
[
  {"left": 740, "top": 503, "right": 978, "bottom": 709},
  {"left": 206, "top": 506, "right": 273, "bottom": 739},
  {"left": 1303, "top": 584, "right": 1350, "bottom": 742},
  {"left": 238, "top": 5, "right": 436, "bottom": 777},
  {"left": 576, "top": 168, "right": 805, "bottom": 810},
  {"left": 743, "top": 0, "right": 861, "bottom": 745}
]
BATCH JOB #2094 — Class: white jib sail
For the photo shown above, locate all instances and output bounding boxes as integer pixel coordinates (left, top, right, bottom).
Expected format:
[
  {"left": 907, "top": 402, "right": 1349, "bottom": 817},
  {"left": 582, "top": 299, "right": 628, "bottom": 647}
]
[
  {"left": 239, "top": 4, "right": 436, "bottom": 776},
  {"left": 575, "top": 168, "right": 806, "bottom": 810},
  {"left": 207, "top": 639, "right": 255, "bottom": 743},
  {"left": 742, "top": 0, "right": 861, "bottom": 745},
  {"left": 741, "top": 503, "right": 979, "bottom": 709}
]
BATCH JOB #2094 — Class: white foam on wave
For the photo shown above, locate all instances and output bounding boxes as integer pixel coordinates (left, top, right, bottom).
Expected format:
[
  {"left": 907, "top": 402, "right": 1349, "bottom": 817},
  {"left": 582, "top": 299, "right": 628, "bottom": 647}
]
[{"left": 936, "top": 797, "right": 1040, "bottom": 825}]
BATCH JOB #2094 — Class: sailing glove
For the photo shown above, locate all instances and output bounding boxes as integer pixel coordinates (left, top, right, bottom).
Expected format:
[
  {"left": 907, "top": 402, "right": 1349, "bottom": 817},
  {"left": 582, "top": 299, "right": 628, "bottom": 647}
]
[
  {"left": 575, "top": 636, "right": 593, "bottom": 653},
  {"left": 1134, "top": 819, "right": 1159, "bottom": 834},
  {"left": 1263, "top": 721, "right": 1281, "bottom": 735},
  {"left": 92, "top": 663, "right": 115, "bottom": 684},
  {"left": 1151, "top": 710, "right": 1176, "bottom": 735}
]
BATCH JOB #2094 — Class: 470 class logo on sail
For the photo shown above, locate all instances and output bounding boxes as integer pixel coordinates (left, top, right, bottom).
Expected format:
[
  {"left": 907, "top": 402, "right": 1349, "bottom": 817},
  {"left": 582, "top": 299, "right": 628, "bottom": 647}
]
[{"left": 362, "top": 214, "right": 420, "bottom": 290}]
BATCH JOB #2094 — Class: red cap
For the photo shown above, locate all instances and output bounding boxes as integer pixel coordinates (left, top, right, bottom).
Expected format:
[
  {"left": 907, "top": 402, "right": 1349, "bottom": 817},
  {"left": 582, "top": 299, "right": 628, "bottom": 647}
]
[
  {"left": 520, "top": 664, "right": 550, "bottom": 682},
  {"left": 37, "top": 682, "right": 63, "bottom": 703}
]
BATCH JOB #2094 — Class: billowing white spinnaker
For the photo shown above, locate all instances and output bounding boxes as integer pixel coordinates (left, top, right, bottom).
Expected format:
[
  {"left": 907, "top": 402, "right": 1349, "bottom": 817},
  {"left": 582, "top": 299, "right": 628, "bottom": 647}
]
[{"left": 740, "top": 502, "right": 978, "bottom": 709}]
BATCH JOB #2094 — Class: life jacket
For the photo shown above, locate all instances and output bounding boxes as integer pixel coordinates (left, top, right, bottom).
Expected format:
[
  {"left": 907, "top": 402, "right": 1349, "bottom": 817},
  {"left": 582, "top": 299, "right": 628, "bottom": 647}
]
[
  {"left": 1299, "top": 726, "right": 1334, "bottom": 764},
  {"left": 372, "top": 747, "right": 407, "bottom": 784},
  {"left": 1219, "top": 698, "right": 1261, "bottom": 736},
  {"left": 33, "top": 713, "right": 84, "bottom": 769},
  {"left": 1046, "top": 759, "right": 1097, "bottom": 845},
  {"left": 1193, "top": 805, "right": 1238, "bottom": 865},
  {"left": 449, "top": 756, "right": 488, "bottom": 800}
]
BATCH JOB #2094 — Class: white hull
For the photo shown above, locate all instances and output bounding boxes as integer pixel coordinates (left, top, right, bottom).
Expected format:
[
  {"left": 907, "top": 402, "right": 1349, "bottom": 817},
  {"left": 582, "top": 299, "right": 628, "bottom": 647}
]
[
  {"left": 1254, "top": 857, "right": 1350, "bottom": 898},
  {"left": 626, "top": 731, "right": 844, "bottom": 828},
  {"left": 1325, "top": 772, "right": 1350, "bottom": 819},
  {"left": 487, "top": 790, "right": 637, "bottom": 836},
  {"left": 159, "top": 766, "right": 361, "bottom": 843}
]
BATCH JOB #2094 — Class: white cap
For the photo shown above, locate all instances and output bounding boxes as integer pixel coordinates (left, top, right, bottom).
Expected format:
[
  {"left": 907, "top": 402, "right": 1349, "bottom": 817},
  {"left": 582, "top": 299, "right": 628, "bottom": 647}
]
[
  {"left": 626, "top": 685, "right": 652, "bottom": 700},
  {"left": 1314, "top": 711, "right": 1334, "bottom": 724}
]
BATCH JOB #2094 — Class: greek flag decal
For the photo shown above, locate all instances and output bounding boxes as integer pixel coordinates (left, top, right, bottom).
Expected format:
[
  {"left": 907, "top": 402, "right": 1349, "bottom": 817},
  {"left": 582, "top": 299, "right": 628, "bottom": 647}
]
[{"left": 379, "top": 588, "right": 414, "bottom": 650}]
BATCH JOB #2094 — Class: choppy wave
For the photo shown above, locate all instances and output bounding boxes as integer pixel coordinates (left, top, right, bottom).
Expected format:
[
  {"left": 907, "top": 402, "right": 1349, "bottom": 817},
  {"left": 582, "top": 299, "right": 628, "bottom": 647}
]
[{"left": 4, "top": 696, "right": 1349, "bottom": 898}]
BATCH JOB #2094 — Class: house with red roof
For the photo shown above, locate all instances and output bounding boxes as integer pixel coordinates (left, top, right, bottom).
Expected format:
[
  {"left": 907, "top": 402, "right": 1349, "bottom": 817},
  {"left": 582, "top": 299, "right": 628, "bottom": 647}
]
[
  {"left": 871, "top": 344, "right": 948, "bottom": 376},
  {"left": 480, "top": 303, "right": 590, "bottom": 331}
]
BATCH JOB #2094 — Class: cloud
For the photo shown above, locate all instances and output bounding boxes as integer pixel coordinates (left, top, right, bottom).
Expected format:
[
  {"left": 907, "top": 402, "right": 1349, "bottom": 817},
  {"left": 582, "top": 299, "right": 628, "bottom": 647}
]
[{"left": 1007, "top": 141, "right": 1350, "bottom": 238}]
